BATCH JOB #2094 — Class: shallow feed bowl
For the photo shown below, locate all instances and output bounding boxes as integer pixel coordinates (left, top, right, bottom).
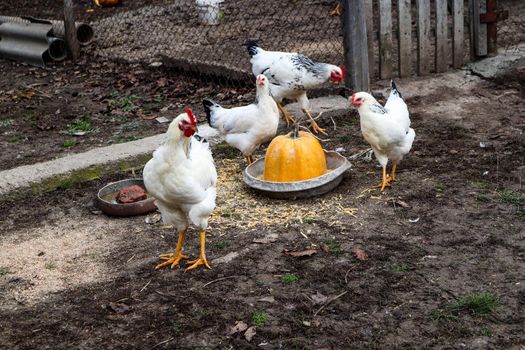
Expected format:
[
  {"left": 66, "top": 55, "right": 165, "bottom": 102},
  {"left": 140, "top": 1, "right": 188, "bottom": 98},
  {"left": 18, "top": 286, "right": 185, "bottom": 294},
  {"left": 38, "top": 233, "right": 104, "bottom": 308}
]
[
  {"left": 243, "top": 151, "right": 352, "bottom": 199},
  {"left": 96, "top": 178, "right": 157, "bottom": 217}
]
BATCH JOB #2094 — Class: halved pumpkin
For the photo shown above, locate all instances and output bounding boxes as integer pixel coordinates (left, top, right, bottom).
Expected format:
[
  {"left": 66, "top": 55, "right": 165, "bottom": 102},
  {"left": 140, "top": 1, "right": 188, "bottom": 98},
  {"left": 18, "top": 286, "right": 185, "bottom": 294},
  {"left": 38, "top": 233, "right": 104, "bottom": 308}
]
[{"left": 263, "top": 130, "right": 327, "bottom": 182}]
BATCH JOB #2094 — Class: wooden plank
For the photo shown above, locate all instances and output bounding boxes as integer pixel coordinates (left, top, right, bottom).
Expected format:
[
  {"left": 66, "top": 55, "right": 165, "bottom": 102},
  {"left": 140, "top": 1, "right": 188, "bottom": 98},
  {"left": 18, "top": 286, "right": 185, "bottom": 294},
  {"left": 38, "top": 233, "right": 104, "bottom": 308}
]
[
  {"left": 435, "top": 0, "right": 448, "bottom": 72},
  {"left": 342, "top": 0, "right": 370, "bottom": 91},
  {"left": 472, "top": 0, "right": 488, "bottom": 56},
  {"left": 378, "top": 0, "right": 392, "bottom": 79},
  {"left": 452, "top": 0, "right": 464, "bottom": 68},
  {"left": 397, "top": 0, "right": 412, "bottom": 77},
  {"left": 365, "top": 0, "right": 374, "bottom": 79},
  {"left": 416, "top": 0, "right": 431, "bottom": 75},
  {"left": 63, "top": 0, "right": 80, "bottom": 60}
]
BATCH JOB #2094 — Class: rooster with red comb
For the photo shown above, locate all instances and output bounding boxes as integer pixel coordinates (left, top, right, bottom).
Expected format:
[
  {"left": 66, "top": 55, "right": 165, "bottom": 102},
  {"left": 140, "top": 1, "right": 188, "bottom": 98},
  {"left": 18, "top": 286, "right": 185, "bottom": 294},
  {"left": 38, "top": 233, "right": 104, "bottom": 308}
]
[
  {"left": 244, "top": 40, "right": 346, "bottom": 135},
  {"left": 143, "top": 108, "right": 217, "bottom": 270}
]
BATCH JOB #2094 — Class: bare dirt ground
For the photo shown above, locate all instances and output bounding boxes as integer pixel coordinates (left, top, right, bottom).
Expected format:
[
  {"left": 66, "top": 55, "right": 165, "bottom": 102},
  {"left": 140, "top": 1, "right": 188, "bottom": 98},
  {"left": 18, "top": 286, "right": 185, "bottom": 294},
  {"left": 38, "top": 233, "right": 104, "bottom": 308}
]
[{"left": 1, "top": 68, "right": 524, "bottom": 349}]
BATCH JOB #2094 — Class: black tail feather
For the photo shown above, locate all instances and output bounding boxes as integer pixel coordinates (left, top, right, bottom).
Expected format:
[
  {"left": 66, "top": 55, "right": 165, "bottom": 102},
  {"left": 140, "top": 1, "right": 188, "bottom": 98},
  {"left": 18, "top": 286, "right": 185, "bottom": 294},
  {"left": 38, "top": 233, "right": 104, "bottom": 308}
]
[
  {"left": 202, "top": 99, "right": 217, "bottom": 127},
  {"left": 242, "top": 39, "right": 261, "bottom": 57},
  {"left": 391, "top": 80, "right": 403, "bottom": 99}
]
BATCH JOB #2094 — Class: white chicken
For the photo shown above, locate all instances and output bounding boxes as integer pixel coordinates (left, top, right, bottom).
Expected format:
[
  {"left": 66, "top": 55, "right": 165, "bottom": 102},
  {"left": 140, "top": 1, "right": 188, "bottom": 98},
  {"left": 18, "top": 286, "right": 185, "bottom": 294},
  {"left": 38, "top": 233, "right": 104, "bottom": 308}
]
[
  {"left": 203, "top": 74, "right": 279, "bottom": 165},
  {"left": 351, "top": 80, "right": 416, "bottom": 191},
  {"left": 143, "top": 108, "right": 217, "bottom": 270},
  {"left": 244, "top": 41, "right": 346, "bottom": 135}
]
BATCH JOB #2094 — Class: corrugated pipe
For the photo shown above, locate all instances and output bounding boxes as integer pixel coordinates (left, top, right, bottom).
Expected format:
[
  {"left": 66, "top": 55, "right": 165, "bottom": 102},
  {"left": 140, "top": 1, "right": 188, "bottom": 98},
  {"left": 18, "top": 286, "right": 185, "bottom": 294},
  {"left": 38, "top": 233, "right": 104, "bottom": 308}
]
[
  {"left": 0, "top": 21, "right": 66, "bottom": 67},
  {"left": 0, "top": 15, "right": 94, "bottom": 45}
]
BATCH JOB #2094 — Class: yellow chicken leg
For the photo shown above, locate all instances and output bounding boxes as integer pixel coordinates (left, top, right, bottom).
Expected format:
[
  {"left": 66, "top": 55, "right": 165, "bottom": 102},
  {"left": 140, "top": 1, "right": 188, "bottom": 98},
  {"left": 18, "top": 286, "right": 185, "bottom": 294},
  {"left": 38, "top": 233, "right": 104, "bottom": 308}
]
[
  {"left": 390, "top": 163, "right": 397, "bottom": 181},
  {"left": 302, "top": 109, "right": 327, "bottom": 135},
  {"left": 186, "top": 230, "right": 211, "bottom": 271},
  {"left": 277, "top": 103, "right": 296, "bottom": 127},
  {"left": 376, "top": 166, "right": 393, "bottom": 191},
  {"left": 155, "top": 230, "right": 189, "bottom": 269},
  {"left": 245, "top": 155, "right": 254, "bottom": 165}
]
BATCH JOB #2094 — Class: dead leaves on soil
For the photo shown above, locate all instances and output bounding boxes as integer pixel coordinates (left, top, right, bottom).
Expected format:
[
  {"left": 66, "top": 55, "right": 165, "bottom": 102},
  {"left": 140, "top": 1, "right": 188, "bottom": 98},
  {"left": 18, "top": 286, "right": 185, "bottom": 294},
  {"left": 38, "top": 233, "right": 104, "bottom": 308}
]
[
  {"left": 351, "top": 247, "right": 369, "bottom": 261},
  {"left": 229, "top": 321, "right": 256, "bottom": 342},
  {"left": 283, "top": 248, "right": 318, "bottom": 257},
  {"left": 107, "top": 302, "right": 131, "bottom": 314}
]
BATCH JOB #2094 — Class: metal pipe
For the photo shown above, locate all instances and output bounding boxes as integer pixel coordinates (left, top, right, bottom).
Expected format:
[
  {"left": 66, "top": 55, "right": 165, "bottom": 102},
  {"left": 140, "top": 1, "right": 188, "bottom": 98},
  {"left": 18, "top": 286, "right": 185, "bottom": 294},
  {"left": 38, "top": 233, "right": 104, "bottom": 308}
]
[
  {"left": 0, "top": 22, "right": 67, "bottom": 67},
  {"left": 0, "top": 15, "right": 93, "bottom": 45}
]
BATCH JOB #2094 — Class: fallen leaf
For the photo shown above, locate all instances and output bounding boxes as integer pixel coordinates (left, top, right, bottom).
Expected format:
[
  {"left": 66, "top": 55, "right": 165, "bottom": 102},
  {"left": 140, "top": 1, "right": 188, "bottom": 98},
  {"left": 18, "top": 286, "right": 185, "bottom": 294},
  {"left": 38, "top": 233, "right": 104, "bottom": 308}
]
[
  {"left": 244, "top": 326, "right": 256, "bottom": 342},
  {"left": 311, "top": 319, "right": 321, "bottom": 328},
  {"left": 351, "top": 247, "right": 369, "bottom": 261},
  {"left": 302, "top": 320, "right": 311, "bottom": 327},
  {"left": 284, "top": 249, "right": 318, "bottom": 258},
  {"left": 393, "top": 199, "right": 411, "bottom": 208},
  {"left": 157, "top": 77, "right": 168, "bottom": 87},
  {"left": 253, "top": 233, "right": 278, "bottom": 244},
  {"left": 258, "top": 296, "right": 275, "bottom": 303},
  {"left": 107, "top": 302, "right": 131, "bottom": 314},
  {"left": 228, "top": 320, "right": 248, "bottom": 335},
  {"left": 310, "top": 292, "right": 328, "bottom": 305}
]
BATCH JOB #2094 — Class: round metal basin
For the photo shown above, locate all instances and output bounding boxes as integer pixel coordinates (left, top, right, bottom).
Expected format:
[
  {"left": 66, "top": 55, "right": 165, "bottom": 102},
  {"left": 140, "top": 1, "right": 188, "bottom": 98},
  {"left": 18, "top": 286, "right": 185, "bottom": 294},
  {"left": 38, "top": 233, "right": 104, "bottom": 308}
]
[
  {"left": 96, "top": 178, "right": 157, "bottom": 217},
  {"left": 243, "top": 151, "right": 352, "bottom": 199}
]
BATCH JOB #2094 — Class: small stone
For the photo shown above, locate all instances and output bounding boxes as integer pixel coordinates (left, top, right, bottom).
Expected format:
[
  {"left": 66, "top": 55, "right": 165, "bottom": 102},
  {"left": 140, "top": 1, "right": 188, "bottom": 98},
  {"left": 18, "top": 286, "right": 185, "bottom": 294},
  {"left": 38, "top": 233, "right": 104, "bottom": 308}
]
[{"left": 155, "top": 116, "right": 170, "bottom": 124}]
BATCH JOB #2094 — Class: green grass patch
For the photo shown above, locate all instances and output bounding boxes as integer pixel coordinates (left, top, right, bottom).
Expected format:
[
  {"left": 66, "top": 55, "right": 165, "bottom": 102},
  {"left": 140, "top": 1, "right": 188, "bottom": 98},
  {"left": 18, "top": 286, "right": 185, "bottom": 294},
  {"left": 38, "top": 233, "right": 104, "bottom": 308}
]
[
  {"left": 62, "top": 139, "right": 79, "bottom": 148},
  {"left": 252, "top": 311, "right": 268, "bottom": 327},
  {"left": 0, "top": 119, "right": 15, "bottom": 127},
  {"left": 302, "top": 215, "right": 316, "bottom": 224},
  {"left": 435, "top": 183, "right": 447, "bottom": 192},
  {"left": 390, "top": 263, "right": 410, "bottom": 272},
  {"left": 66, "top": 116, "right": 97, "bottom": 135},
  {"left": 281, "top": 273, "right": 300, "bottom": 284},
  {"left": 476, "top": 194, "right": 491, "bottom": 203},
  {"left": 433, "top": 292, "right": 497, "bottom": 321},
  {"left": 470, "top": 181, "right": 492, "bottom": 190},
  {"left": 109, "top": 94, "right": 142, "bottom": 113},
  {"left": 0, "top": 267, "right": 13, "bottom": 276},
  {"left": 213, "top": 241, "right": 228, "bottom": 250},
  {"left": 324, "top": 240, "right": 342, "bottom": 256},
  {"left": 479, "top": 327, "right": 492, "bottom": 337},
  {"left": 45, "top": 261, "right": 57, "bottom": 270},
  {"left": 499, "top": 190, "right": 525, "bottom": 205}
]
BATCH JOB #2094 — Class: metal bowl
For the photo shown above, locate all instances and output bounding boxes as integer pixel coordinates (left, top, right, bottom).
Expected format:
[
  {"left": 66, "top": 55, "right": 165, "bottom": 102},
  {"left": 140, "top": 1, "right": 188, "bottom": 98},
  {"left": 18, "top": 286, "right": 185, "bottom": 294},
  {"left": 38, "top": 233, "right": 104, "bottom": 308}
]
[
  {"left": 96, "top": 178, "right": 157, "bottom": 217},
  {"left": 243, "top": 151, "right": 352, "bottom": 200}
]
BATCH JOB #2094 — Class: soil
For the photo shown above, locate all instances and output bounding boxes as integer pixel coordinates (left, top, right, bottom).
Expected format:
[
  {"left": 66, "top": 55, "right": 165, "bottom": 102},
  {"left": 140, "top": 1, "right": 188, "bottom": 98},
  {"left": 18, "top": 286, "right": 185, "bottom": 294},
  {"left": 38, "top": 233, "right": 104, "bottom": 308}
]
[
  {"left": 1, "top": 0, "right": 525, "bottom": 349},
  {"left": 1, "top": 67, "right": 525, "bottom": 348}
]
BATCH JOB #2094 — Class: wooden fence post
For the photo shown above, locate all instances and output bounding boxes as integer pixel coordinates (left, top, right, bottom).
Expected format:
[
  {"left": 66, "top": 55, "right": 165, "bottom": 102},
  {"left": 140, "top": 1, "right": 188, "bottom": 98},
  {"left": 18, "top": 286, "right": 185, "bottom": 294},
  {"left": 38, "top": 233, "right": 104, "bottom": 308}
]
[
  {"left": 63, "top": 0, "right": 80, "bottom": 60},
  {"left": 378, "top": 0, "right": 392, "bottom": 79},
  {"left": 342, "top": 0, "right": 370, "bottom": 92}
]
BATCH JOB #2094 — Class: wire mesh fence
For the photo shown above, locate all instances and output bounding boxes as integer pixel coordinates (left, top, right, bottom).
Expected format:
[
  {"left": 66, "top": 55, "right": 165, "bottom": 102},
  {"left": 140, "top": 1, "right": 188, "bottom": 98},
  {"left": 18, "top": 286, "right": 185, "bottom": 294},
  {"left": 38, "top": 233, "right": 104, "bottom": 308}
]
[{"left": 0, "top": 0, "right": 346, "bottom": 90}]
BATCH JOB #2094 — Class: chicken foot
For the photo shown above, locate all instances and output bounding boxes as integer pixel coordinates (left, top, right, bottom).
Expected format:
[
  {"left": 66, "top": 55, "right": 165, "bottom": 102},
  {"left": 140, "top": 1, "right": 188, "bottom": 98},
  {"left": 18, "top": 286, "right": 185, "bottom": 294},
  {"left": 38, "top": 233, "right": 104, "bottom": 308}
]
[
  {"left": 186, "top": 230, "right": 211, "bottom": 271},
  {"left": 155, "top": 230, "right": 189, "bottom": 269},
  {"left": 390, "top": 163, "right": 397, "bottom": 181},
  {"left": 302, "top": 109, "right": 327, "bottom": 135},
  {"left": 245, "top": 155, "right": 254, "bottom": 165},
  {"left": 376, "top": 166, "right": 394, "bottom": 191},
  {"left": 277, "top": 103, "right": 296, "bottom": 127}
]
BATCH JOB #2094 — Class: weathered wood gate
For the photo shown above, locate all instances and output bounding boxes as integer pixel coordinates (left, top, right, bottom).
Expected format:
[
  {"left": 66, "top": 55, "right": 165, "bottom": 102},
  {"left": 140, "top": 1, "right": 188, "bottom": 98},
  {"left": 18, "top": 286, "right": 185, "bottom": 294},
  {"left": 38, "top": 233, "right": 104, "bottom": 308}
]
[{"left": 343, "top": 0, "right": 507, "bottom": 91}]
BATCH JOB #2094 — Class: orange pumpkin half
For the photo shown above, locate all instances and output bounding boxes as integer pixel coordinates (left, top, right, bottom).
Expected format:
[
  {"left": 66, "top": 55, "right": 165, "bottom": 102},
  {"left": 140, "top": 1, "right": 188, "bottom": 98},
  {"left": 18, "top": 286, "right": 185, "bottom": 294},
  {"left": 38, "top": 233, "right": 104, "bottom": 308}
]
[{"left": 263, "top": 130, "right": 327, "bottom": 182}]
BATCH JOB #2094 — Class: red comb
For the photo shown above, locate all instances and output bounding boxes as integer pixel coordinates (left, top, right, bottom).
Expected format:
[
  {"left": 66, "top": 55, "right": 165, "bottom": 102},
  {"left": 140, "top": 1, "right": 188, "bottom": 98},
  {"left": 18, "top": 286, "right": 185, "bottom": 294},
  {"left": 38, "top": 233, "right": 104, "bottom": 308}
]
[
  {"left": 351, "top": 93, "right": 356, "bottom": 102},
  {"left": 340, "top": 66, "right": 346, "bottom": 78},
  {"left": 185, "top": 108, "right": 197, "bottom": 125}
]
